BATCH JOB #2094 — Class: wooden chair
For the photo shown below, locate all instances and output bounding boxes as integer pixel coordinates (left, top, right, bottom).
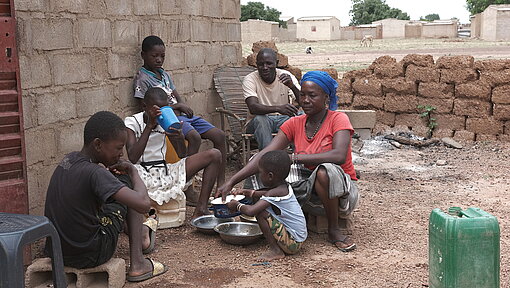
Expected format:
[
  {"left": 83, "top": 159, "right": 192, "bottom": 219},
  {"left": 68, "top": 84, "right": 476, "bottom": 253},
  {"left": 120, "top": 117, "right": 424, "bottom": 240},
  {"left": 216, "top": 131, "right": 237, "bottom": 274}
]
[{"left": 213, "top": 66, "right": 257, "bottom": 165}]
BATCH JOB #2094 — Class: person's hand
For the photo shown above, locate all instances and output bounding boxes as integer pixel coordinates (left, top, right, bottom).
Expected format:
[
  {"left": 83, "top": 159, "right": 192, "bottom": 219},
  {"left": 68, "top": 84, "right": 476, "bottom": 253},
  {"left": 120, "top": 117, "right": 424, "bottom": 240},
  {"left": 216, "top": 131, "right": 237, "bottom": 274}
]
[
  {"left": 108, "top": 159, "right": 135, "bottom": 175},
  {"left": 173, "top": 103, "right": 194, "bottom": 118},
  {"left": 147, "top": 105, "right": 161, "bottom": 128},
  {"left": 216, "top": 181, "right": 233, "bottom": 201},
  {"left": 279, "top": 73, "right": 295, "bottom": 89},
  {"left": 277, "top": 104, "right": 298, "bottom": 117},
  {"left": 233, "top": 189, "right": 255, "bottom": 197},
  {"left": 226, "top": 200, "right": 239, "bottom": 212},
  {"left": 165, "top": 121, "right": 184, "bottom": 140}
]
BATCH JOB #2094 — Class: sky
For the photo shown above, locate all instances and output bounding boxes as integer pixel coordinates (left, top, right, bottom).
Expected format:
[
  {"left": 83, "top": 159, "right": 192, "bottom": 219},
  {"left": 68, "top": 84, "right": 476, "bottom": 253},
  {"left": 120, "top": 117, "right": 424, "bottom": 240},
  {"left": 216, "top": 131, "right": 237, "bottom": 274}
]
[{"left": 240, "top": 0, "right": 472, "bottom": 24}]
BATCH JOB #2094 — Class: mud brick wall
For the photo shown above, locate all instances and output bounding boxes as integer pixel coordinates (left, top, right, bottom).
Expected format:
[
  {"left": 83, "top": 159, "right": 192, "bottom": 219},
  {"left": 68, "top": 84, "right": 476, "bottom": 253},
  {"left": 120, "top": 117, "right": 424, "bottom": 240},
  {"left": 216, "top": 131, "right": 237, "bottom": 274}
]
[
  {"left": 339, "top": 55, "right": 510, "bottom": 143},
  {"left": 15, "top": 0, "right": 242, "bottom": 215}
]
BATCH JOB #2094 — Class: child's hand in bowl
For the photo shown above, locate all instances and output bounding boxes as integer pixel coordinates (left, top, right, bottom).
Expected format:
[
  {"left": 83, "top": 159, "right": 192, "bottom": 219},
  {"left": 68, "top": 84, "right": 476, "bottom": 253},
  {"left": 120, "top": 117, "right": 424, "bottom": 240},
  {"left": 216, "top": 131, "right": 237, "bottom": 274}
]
[{"left": 226, "top": 200, "right": 239, "bottom": 212}]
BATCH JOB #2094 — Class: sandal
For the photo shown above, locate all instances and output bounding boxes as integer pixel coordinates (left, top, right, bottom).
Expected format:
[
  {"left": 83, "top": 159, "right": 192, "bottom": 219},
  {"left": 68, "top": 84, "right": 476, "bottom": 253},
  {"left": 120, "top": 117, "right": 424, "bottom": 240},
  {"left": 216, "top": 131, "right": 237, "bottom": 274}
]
[
  {"left": 330, "top": 235, "right": 356, "bottom": 252},
  {"left": 126, "top": 258, "right": 168, "bottom": 282},
  {"left": 142, "top": 216, "right": 158, "bottom": 254}
]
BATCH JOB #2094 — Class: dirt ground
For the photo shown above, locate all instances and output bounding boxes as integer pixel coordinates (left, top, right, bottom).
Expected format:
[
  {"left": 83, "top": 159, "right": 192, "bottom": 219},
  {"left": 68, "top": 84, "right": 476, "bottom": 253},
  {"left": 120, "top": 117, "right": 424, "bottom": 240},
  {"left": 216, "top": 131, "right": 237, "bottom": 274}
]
[{"left": 113, "top": 134, "right": 510, "bottom": 288}]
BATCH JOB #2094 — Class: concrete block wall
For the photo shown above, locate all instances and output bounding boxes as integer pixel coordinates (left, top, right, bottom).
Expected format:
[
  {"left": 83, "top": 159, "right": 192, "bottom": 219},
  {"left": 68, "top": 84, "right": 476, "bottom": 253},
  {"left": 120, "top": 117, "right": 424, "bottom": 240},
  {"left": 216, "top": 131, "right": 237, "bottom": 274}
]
[
  {"left": 15, "top": 0, "right": 242, "bottom": 215},
  {"left": 340, "top": 54, "right": 510, "bottom": 142}
]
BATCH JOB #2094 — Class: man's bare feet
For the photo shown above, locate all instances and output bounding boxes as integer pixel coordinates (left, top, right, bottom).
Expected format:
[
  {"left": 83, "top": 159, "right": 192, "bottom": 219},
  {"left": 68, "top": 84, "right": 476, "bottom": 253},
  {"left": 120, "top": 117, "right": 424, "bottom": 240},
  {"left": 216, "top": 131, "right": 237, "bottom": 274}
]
[{"left": 257, "top": 248, "right": 285, "bottom": 262}]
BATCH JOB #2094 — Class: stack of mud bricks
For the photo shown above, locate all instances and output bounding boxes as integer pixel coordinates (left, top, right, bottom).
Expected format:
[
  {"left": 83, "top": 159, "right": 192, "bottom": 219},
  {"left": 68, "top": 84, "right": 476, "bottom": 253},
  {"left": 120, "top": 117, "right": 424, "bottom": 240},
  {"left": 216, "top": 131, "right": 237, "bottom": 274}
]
[
  {"left": 245, "top": 41, "right": 303, "bottom": 80},
  {"left": 340, "top": 54, "right": 510, "bottom": 142},
  {"left": 14, "top": 0, "right": 243, "bottom": 216},
  {"left": 26, "top": 257, "right": 125, "bottom": 288}
]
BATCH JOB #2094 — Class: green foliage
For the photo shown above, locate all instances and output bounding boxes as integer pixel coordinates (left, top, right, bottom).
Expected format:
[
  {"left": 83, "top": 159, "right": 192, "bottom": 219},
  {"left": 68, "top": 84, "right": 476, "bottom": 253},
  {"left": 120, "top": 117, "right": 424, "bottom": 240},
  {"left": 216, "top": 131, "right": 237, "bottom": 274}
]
[
  {"left": 349, "top": 0, "right": 410, "bottom": 26},
  {"left": 418, "top": 105, "right": 438, "bottom": 138},
  {"left": 420, "top": 13, "right": 440, "bottom": 21},
  {"left": 240, "top": 1, "right": 286, "bottom": 27},
  {"left": 465, "top": 0, "right": 510, "bottom": 15}
]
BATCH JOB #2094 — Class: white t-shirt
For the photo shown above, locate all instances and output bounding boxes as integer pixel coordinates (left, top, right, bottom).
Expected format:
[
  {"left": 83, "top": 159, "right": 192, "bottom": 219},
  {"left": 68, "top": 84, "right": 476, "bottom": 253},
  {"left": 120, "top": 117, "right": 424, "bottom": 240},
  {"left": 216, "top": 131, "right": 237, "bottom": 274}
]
[
  {"left": 242, "top": 68, "right": 300, "bottom": 121},
  {"left": 124, "top": 112, "right": 167, "bottom": 164}
]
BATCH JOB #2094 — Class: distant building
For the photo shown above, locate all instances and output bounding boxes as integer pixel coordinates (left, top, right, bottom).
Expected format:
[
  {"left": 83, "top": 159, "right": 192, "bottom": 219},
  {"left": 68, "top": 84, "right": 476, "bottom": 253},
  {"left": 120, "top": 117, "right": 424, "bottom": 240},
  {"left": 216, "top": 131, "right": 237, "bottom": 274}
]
[
  {"left": 340, "top": 24, "right": 381, "bottom": 40},
  {"left": 471, "top": 4, "right": 510, "bottom": 41},
  {"left": 279, "top": 16, "right": 297, "bottom": 42},
  {"left": 296, "top": 16, "right": 341, "bottom": 41},
  {"left": 241, "top": 19, "right": 279, "bottom": 44},
  {"left": 371, "top": 18, "right": 457, "bottom": 39},
  {"left": 373, "top": 18, "right": 409, "bottom": 38}
]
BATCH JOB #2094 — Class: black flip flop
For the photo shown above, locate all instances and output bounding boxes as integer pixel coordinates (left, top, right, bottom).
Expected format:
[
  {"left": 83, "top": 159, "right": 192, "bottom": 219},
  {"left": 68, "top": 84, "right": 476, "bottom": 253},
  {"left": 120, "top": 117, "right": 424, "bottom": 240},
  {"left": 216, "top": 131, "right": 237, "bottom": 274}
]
[{"left": 330, "top": 236, "right": 357, "bottom": 252}]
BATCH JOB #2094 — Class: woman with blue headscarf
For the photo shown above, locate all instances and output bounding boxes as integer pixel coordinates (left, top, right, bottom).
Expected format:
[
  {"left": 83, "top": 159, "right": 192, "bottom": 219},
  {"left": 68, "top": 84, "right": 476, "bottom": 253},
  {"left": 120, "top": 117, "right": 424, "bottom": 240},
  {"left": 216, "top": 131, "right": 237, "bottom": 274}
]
[{"left": 218, "top": 71, "right": 359, "bottom": 253}]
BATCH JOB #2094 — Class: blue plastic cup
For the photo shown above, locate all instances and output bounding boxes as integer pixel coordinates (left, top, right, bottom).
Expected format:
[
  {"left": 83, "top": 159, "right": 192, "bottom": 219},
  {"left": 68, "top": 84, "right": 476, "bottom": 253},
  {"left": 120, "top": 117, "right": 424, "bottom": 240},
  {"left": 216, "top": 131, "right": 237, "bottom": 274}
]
[{"left": 157, "top": 106, "right": 180, "bottom": 132}]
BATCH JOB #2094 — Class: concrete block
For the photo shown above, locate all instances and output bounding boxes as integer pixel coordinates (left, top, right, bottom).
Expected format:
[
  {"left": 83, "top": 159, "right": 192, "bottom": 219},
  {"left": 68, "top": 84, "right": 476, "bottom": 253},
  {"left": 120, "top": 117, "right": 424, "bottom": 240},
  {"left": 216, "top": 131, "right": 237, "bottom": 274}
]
[
  {"left": 57, "top": 122, "right": 86, "bottom": 154},
  {"left": 352, "top": 94, "right": 384, "bottom": 110},
  {"left": 172, "top": 72, "right": 193, "bottom": 94},
  {"left": 76, "top": 86, "right": 114, "bottom": 117},
  {"left": 418, "top": 82, "right": 453, "bottom": 99},
  {"left": 117, "top": 79, "right": 137, "bottom": 109},
  {"left": 223, "top": 0, "right": 239, "bottom": 19},
  {"left": 181, "top": 0, "right": 202, "bottom": 15},
  {"left": 401, "top": 54, "right": 434, "bottom": 68},
  {"left": 206, "top": 90, "right": 223, "bottom": 116},
  {"left": 480, "top": 69, "right": 510, "bottom": 87},
  {"left": 149, "top": 21, "right": 169, "bottom": 44},
  {"left": 453, "top": 98, "right": 491, "bottom": 118},
  {"left": 222, "top": 44, "right": 239, "bottom": 65},
  {"left": 166, "top": 45, "right": 185, "bottom": 70},
  {"left": 14, "top": 0, "right": 46, "bottom": 11},
  {"left": 168, "top": 20, "right": 191, "bottom": 43},
  {"left": 108, "top": 53, "right": 140, "bottom": 79},
  {"left": 31, "top": 18, "right": 73, "bottom": 50},
  {"left": 417, "top": 97, "right": 453, "bottom": 114},
  {"left": 435, "top": 114, "right": 466, "bottom": 131},
  {"left": 193, "top": 70, "right": 214, "bottom": 92},
  {"left": 160, "top": 0, "right": 180, "bottom": 15},
  {"left": 51, "top": 54, "right": 92, "bottom": 85},
  {"left": 192, "top": 19, "right": 212, "bottom": 42},
  {"left": 474, "top": 59, "right": 510, "bottom": 72},
  {"left": 90, "top": 53, "right": 110, "bottom": 84},
  {"left": 440, "top": 68, "right": 478, "bottom": 84},
  {"left": 211, "top": 22, "right": 227, "bottom": 42},
  {"left": 466, "top": 117, "right": 504, "bottom": 135},
  {"left": 384, "top": 93, "right": 417, "bottom": 113},
  {"left": 185, "top": 45, "right": 206, "bottom": 68},
  {"left": 492, "top": 84, "right": 510, "bottom": 104},
  {"left": 352, "top": 78, "right": 382, "bottom": 96},
  {"left": 50, "top": 0, "right": 87, "bottom": 13},
  {"left": 227, "top": 23, "right": 241, "bottom": 42},
  {"left": 381, "top": 78, "right": 416, "bottom": 95},
  {"left": 22, "top": 94, "right": 36, "bottom": 129},
  {"left": 494, "top": 104, "right": 510, "bottom": 121},
  {"left": 376, "top": 110, "right": 395, "bottom": 126},
  {"left": 373, "top": 63, "right": 404, "bottom": 79},
  {"left": 133, "top": 0, "right": 158, "bottom": 15},
  {"left": 436, "top": 55, "right": 474, "bottom": 69},
  {"left": 455, "top": 81, "right": 491, "bottom": 100},
  {"left": 306, "top": 213, "right": 353, "bottom": 235},
  {"left": 77, "top": 19, "right": 112, "bottom": 48},
  {"left": 395, "top": 113, "right": 426, "bottom": 128},
  {"left": 405, "top": 65, "right": 439, "bottom": 83},
  {"left": 19, "top": 55, "right": 51, "bottom": 89},
  {"left": 106, "top": 0, "right": 133, "bottom": 15},
  {"left": 204, "top": 44, "right": 222, "bottom": 66},
  {"left": 476, "top": 134, "right": 498, "bottom": 141},
  {"left": 36, "top": 90, "right": 77, "bottom": 125},
  {"left": 202, "top": 0, "right": 222, "bottom": 18},
  {"left": 25, "top": 128, "right": 57, "bottom": 166},
  {"left": 26, "top": 257, "right": 125, "bottom": 288},
  {"left": 339, "top": 110, "right": 376, "bottom": 129},
  {"left": 113, "top": 20, "right": 139, "bottom": 48},
  {"left": 186, "top": 92, "right": 208, "bottom": 116}
]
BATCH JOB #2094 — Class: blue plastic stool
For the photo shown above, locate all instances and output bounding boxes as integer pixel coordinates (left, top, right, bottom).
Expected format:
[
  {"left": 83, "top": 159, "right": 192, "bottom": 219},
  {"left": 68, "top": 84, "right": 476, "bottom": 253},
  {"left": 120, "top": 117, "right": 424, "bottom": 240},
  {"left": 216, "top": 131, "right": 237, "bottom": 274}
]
[{"left": 0, "top": 212, "right": 66, "bottom": 288}]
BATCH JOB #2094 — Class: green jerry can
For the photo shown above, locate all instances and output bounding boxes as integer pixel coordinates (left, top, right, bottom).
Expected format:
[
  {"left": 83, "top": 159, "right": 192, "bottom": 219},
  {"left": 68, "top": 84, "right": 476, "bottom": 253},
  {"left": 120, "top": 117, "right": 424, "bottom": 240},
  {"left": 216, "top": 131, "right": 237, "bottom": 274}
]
[{"left": 429, "top": 207, "right": 500, "bottom": 288}]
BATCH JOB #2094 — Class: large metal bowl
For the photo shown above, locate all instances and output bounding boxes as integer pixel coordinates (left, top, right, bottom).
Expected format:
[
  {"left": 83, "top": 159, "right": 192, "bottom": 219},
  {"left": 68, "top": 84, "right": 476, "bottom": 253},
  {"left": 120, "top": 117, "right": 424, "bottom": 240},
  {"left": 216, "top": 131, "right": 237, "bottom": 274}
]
[
  {"left": 190, "top": 215, "right": 235, "bottom": 235},
  {"left": 214, "top": 222, "right": 263, "bottom": 245}
]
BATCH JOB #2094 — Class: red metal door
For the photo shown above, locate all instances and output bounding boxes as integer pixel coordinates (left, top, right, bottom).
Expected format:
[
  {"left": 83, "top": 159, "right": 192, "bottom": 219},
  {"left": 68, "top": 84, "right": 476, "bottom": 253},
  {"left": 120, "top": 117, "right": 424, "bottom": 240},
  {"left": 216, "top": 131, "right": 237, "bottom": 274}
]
[{"left": 0, "top": 0, "right": 29, "bottom": 214}]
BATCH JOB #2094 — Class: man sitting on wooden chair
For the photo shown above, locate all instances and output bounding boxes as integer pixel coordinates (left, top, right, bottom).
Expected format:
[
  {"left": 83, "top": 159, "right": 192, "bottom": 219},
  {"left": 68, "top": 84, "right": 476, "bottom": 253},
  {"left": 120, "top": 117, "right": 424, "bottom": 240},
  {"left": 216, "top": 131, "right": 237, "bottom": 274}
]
[{"left": 243, "top": 48, "right": 301, "bottom": 150}]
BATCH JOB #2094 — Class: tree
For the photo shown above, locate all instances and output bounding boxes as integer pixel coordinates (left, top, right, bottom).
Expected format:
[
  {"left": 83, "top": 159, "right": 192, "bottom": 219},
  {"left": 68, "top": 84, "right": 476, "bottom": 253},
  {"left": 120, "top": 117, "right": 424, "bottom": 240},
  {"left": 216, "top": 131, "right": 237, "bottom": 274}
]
[
  {"left": 465, "top": 0, "right": 510, "bottom": 14},
  {"left": 240, "top": 2, "right": 286, "bottom": 27},
  {"left": 349, "top": 0, "right": 410, "bottom": 26},
  {"left": 420, "top": 13, "right": 440, "bottom": 21}
]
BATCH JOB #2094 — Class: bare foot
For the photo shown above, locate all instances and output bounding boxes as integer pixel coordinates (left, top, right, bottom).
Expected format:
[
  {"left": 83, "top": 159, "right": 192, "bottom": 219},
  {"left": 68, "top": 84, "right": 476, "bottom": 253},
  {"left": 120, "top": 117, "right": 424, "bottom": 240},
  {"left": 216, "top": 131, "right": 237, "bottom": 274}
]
[
  {"left": 128, "top": 258, "right": 154, "bottom": 278},
  {"left": 257, "top": 248, "right": 285, "bottom": 262}
]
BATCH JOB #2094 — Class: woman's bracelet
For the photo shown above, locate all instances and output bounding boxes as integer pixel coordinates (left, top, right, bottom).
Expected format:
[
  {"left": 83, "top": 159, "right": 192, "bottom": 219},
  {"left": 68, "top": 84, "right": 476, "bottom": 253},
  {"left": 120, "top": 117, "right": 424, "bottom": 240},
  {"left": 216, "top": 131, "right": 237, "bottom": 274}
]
[{"left": 236, "top": 203, "right": 245, "bottom": 212}]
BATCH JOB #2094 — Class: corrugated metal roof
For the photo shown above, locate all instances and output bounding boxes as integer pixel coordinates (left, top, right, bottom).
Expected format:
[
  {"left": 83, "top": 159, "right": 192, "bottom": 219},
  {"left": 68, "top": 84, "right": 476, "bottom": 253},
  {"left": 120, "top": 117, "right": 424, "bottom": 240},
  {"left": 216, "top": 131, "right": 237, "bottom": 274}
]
[{"left": 297, "top": 16, "right": 338, "bottom": 21}]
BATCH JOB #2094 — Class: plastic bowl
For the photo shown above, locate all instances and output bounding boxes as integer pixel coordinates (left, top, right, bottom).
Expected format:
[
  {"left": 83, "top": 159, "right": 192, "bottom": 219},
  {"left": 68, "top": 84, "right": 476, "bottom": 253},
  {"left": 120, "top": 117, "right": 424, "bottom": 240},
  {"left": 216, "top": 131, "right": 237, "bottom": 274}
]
[
  {"left": 214, "top": 222, "right": 263, "bottom": 245},
  {"left": 210, "top": 195, "right": 251, "bottom": 218},
  {"left": 190, "top": 215, "right": 235, "bottom": 235}
]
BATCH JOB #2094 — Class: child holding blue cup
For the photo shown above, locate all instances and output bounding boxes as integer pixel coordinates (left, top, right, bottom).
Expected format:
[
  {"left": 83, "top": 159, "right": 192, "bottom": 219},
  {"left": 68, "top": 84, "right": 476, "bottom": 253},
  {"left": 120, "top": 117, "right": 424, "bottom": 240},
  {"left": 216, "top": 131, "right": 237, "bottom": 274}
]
[{"left": 124, "top": 87, "right": 224, "bottom": 220}]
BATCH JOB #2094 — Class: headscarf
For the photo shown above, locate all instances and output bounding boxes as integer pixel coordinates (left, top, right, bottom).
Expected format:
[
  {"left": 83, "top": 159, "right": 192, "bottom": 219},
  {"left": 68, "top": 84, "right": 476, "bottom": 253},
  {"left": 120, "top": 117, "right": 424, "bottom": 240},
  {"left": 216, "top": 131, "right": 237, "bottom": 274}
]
[{"left": 300, "top": 71, "right": 338, "bottom": 111}]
